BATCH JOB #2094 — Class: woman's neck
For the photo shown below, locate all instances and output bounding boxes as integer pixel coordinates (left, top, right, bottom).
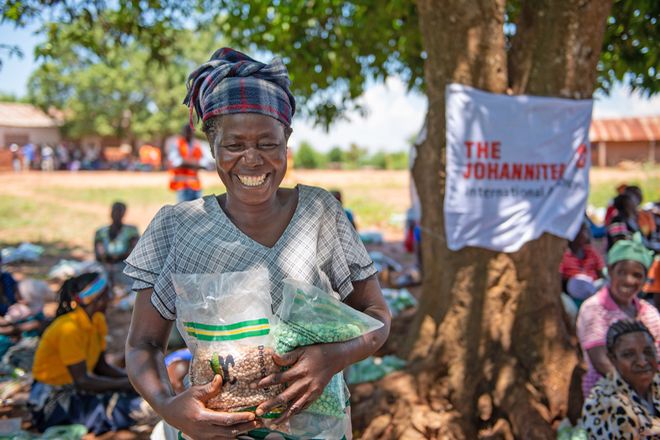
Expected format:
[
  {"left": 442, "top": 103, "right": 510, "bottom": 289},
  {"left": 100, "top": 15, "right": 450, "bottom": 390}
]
[
  {"left": 609, "top": 290, "right": 637, "bottom": 317},
  {"left": 222, "top": 192, "right": 285, "bottom": 224}
]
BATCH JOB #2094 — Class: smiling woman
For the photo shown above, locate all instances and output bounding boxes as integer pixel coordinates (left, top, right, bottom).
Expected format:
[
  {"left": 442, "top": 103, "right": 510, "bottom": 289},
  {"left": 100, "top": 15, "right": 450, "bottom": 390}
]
[
  {"left": 577, "top": 238, "right": 658, "bottom": 398},
  {"left": 122, "top": 48, "right": 390, "bottom": 440},
  {"left": 581, "top": 320, "right": 660, "bottom": 437}
]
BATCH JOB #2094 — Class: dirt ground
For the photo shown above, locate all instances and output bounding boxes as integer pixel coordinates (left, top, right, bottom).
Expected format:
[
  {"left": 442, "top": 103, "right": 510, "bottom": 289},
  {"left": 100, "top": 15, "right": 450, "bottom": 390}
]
[
  {"left": 0, "top": 166, "right": 652, "bottom": 438},
  {"left": 0, "top": 168, "right": 419, "bottom": 438}
]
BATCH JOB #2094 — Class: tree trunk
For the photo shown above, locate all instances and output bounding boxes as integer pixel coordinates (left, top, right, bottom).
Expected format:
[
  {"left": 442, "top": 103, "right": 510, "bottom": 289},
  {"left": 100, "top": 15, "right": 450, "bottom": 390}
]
[{"left": 354, "top": 1, "right": 612, "bottom": 438}]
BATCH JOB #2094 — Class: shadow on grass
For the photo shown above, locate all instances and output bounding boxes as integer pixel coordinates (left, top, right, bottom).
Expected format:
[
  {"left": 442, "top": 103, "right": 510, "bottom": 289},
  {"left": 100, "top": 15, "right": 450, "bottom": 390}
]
[{"left": 0, "top": 240, "right": 92, "bottom": 281}]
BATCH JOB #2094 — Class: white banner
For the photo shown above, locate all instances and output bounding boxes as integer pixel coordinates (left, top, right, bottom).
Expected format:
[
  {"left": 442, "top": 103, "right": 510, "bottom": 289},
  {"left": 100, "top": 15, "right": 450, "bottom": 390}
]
[{"left": 444, "top": 84, "right": 592, "bottom": 252}]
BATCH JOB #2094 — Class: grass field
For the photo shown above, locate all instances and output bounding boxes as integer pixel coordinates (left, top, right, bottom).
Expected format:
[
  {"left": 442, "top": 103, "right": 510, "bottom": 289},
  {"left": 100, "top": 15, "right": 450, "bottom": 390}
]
[{"left": 1, "top": 167, "right": 658, "bottom": 255}]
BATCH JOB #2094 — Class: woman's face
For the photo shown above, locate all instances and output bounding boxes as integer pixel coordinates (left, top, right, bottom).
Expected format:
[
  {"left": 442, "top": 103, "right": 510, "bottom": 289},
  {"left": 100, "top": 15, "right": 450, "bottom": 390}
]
[
  {"left": 212, "top": 113, "right": 288, "bottom": 206},
  {"left": 609, "top": 261, "right": 646, "bottom": 305},
  {"left": 610, "top": 332, "right": 657, "bottom": 395},
  {"left": 85, "top": 286, "right": 111, "bottom": 315}
]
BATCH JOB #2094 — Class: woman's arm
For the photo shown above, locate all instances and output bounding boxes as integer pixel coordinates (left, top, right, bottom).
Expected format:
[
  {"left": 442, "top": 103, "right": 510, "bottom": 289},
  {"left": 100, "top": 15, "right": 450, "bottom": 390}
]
[
  {"left": 256, "top": 276, "right": 391, "bottom": 419},
  {"left": 125, "top": 289, "right": 175, "bottom": 410},
  {"left": 586, "top": 346, "right": 616, "bottom": 377},
  {"left": 67, "top": 362, "right": 133, "bottom": 393},
  {"left": 333, "top": 275, "right": 391, "bottom": 366},
  {"left": 94, "top": 353, "right": 127, "bottom": 378},
  {"left": 126, "top": 289, "right": 261, "bottom": 439}
]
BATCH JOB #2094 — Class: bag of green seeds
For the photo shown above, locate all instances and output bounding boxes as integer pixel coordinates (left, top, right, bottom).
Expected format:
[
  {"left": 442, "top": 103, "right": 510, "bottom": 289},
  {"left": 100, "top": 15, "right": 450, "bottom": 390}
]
[{"left": 273, "top": 278, "right": 384, "bottom": 425}]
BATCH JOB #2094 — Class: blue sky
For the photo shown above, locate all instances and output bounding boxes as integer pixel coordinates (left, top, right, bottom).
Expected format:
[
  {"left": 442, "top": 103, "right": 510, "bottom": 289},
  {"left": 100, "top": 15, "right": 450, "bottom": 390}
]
[{"left": 1, "top": 22, "right": 658, "bottom": 153}]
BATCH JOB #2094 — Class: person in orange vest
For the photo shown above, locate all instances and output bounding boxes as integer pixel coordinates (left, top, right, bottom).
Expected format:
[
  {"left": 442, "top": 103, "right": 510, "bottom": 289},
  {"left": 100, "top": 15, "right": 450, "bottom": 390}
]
[{"left": 168, "top": 124, "right": 204, "bottom": 202}]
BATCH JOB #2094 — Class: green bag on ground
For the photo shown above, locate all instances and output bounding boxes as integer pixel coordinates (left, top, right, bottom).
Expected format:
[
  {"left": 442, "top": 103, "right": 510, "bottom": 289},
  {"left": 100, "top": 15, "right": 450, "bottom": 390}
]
[{"left": 347, "top": 355, "right": 407, "bottom": 384}]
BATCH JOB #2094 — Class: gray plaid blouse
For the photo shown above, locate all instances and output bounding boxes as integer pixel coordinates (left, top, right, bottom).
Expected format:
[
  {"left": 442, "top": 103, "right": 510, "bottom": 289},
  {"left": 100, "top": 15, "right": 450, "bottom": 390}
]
[{"left": 124, "top": 185, "right": 376, "bottom": 320}]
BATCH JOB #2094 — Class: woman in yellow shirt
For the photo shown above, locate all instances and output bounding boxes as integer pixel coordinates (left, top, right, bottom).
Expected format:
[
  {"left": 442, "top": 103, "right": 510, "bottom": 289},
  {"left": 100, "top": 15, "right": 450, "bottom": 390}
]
[{"left": 29, "top": 272, "right": 149, "bottom": 434}]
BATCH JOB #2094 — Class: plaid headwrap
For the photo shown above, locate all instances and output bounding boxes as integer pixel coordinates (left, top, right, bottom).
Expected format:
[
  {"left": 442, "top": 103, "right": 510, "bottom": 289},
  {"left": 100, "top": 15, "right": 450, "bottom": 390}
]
[{"left": 183, "top": 47, "right": 296, "bottom": 128}]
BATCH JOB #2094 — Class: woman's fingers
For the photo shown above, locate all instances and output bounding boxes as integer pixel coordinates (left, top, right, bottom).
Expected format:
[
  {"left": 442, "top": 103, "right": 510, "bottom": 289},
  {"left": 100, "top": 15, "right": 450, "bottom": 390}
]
[
  {"left": 274, "top": 391, "right": 315, "bottom": 423},
  {"left": 255, "top": 380, "right": 307, "bottom": 416},
  {"left": 255, "top": 365, "right": 302, "bottom": 388},
  {"left": 181, "top": 419, "right": 261, "bottom": 440},
  {"left": 192, "top": 374, "right": 223, "bottom": 404},
  {"left": 201, "top": 409, "right": 256, "bottom": 426},
  {"left": 272, "top": 348, "right": 302, "bottom": 367}
]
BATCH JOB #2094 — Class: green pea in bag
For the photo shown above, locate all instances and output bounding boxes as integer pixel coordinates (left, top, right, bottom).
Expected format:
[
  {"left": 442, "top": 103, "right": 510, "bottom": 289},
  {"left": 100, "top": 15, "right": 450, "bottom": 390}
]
[{"left": 273, "top": 278, "right": 383, "bottom": 438}]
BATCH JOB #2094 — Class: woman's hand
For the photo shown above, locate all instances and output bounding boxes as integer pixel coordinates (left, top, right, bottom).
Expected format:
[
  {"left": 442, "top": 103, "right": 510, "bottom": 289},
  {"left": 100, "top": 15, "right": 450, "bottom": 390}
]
[
  {"left": 163, "top": 374, "right": 262, "bottom": 440},
  {"left": 254, "top": 343, "right": 346, "bottom": 421}
]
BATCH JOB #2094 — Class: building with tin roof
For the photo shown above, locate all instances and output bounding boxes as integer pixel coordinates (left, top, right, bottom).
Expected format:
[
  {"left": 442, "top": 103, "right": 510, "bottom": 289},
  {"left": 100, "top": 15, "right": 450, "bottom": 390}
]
[
  {"left": 0, "top": 102, "right": 62, "bottom": 147},
  {"left": 589, "top": 116, "right": 659, "bottom": 166}
]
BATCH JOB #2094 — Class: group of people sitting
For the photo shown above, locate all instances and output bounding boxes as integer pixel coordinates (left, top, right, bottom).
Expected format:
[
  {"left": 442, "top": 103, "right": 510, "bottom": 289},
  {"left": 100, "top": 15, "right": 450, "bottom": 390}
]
[
  {"left": 556, "top": 184, "right": 660, "bottom": 437},
  {"left": 560, "top": 185, "right": 660, "bottom": 314},
  {"left": 0, "top": 201, "right": 151, "bottom": 435}
]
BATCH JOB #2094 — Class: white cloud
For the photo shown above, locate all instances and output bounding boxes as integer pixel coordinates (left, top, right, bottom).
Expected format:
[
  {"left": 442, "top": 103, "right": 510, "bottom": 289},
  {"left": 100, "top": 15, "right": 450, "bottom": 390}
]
[
  {"left": 290, "top": 77, "right": 427, "bottom": 153},
  {"left": 291, "top": 79, "right": 659, "bottom": 154},
  {"left": 592, "top": 84, "right": 660, "bottom": 119}
]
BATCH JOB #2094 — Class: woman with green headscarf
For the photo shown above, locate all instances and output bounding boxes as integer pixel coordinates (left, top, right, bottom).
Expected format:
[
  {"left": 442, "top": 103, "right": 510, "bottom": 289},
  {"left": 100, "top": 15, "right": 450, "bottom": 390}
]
[{"left": 577, "top": 236, "right": 659, "bottom": 398}]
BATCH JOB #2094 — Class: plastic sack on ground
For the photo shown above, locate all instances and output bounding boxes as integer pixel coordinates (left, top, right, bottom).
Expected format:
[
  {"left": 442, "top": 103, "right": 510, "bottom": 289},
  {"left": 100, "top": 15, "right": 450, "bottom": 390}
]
[
  {"left": 556, "top": 418, "right": 587, "bottom": 440},
  {"left": 381, "top": 288, "right": 417, "bottom": 316},
  {"left": 173, "top": 269, "right": 284, "bottom": 417},
  {"left": 47, "top": 260, "right": 105, "bottom": 280},
  {"left": 347, "top": 355, "right": 407, "bottom": 384},
  {"left": 273, "top": 278, "right": 383, "bottom": 435},
  {"left": 40, "top": 424, "right": 87, "bottom": 439},
  {"left": 1, "top": 243, "right": 44, "bottom": 264}
]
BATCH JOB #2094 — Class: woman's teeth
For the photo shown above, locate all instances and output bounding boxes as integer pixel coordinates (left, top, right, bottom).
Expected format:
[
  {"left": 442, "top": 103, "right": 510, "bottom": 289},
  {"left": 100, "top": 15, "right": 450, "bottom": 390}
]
[{"left": 238, "top": 174, "right": 267, "bottom": 187}]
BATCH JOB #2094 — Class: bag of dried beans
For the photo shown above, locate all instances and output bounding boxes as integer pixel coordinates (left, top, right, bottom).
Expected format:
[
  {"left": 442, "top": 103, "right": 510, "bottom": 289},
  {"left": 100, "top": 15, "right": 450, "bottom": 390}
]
[{"left": 173, "top": 269, "right": 284, "bottom": 418}]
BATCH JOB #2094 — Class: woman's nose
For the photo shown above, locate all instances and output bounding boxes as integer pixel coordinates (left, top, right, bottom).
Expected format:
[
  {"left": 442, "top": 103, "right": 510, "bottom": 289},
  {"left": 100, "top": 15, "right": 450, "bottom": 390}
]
[
  {"left": 242, "top": 147, "right": 263, "bottom": 166},
  {"left": 634, "top": 353, "right": 650, "bottom": 366}
]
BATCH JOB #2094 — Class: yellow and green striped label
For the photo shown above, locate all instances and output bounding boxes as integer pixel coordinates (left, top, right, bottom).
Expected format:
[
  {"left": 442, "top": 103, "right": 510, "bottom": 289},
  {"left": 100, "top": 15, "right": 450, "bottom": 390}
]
[{"left": 183, "top": 318, "right": 270, "bottom": 341}]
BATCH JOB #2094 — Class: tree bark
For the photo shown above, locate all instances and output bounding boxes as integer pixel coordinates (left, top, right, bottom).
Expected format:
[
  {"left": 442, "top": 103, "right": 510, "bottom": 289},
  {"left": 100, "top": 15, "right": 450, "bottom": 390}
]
[{"left": 355, "top": 0, "right": 612, "bottom": 438}]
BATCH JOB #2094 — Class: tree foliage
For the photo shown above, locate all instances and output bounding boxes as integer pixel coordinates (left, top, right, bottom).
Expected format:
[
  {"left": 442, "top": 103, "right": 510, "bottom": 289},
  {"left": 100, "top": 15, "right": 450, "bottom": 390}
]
[
  {"left": 26, "top": 23, "right": 220, "bottom": 142},
  {"left": 2, "top": 0, "right": 657, "bottom": 129},
  {"left": 326, "top": 146, "right": 344, "bottom": 163},
  {"left": 294, "top": 140, "right": 324, "bottom": 169},
  {"left": 598, "top": 0, "right": 659, "bottom": 95}
]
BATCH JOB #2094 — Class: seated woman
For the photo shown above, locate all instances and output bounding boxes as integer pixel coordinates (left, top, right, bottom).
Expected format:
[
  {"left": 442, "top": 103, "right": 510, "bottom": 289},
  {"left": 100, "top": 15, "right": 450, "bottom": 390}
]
[
  {"left": 560, "top": 221, "right": 605, "bottom": 304},
  {"left": 29, "top": 272, "right": 150, "bottom": 435},
  {"left": 0, "top": 257, "right": 17, "bottom": 316},
  {"left": 577, "top": 238, "right": 660, "bottom": 398},
  {"left": 0, "top": 279, "right": 51, "bottom": 371},
  {"left": 94, "top": 202, "right": 140, "bottom": 293},
  {"left": 581, "top": 320, "right": 660, "bottom": 438}
]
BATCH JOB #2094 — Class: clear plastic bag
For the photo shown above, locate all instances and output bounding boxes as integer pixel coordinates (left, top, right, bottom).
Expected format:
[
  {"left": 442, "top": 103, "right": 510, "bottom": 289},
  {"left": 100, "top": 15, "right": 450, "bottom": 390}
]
[
  {"left": 273, "top": 278, "right": 384, "bottom": 431},
  {"left": 173, "top": 269, "right": 284, "bottom": 416}
]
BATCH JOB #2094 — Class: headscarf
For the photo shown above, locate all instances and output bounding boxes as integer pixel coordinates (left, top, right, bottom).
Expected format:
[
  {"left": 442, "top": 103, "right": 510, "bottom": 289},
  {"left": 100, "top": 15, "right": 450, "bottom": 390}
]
[
  {"left": 75, "top": 273, "right": 108, "bottom": 306},
  {"left": 607, "top": 234, "right": 654, "bottom": 270},
  {"left": 183, "top": 47, "right": 296, "bottom": 129}
]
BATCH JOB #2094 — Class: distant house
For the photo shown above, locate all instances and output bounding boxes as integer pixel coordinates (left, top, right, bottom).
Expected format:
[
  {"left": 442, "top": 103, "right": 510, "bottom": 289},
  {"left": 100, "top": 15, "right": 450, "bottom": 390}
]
[
  {"left": 590, "top": 116, "right": 659, "bottom": 166},
  {"left": 0, "top": 102, "right": 62, "bottom": 147}
]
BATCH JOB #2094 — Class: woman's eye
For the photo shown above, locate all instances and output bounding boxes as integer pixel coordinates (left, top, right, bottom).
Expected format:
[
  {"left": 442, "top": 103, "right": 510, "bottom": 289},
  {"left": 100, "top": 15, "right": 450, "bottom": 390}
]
[
  {"left": 259, "top": 143, "right": 279, "bottom": 149},
  {"left": 222, "top": 144, "right": 243, "bottom": 151}
]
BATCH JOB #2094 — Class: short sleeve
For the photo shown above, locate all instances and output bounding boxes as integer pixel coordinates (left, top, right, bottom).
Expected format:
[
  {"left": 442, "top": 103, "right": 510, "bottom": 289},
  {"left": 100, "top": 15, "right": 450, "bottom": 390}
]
[
  {"left": 576, "top": 299, "right": 608, "bottom": 351},
  {"left": 124, "top": 205, "right": 178, "bottom": 320},
  {"left": 326, "top": 198, "right": 377, "bottom": 300},
  {"left": 57, "top": 322, "right": 88, "bottom": 366}
]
